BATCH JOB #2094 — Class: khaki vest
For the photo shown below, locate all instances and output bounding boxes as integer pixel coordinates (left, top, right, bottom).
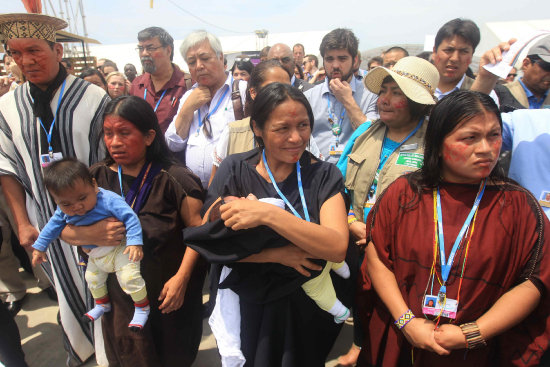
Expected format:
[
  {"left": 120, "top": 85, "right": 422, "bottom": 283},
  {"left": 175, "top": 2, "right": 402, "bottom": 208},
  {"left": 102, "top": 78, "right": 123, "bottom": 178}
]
[
  {"left": 227, "top": 117, "right": 256, "bottom": 155},
  {"left": 345, "top": 119, "right": 427, "bottom": 223},
  {"left": 505, "top": 79, "right": 550, "bottom": 109},
  {"left": 460, "top": 76, "right": 475, "bottom": 91}
]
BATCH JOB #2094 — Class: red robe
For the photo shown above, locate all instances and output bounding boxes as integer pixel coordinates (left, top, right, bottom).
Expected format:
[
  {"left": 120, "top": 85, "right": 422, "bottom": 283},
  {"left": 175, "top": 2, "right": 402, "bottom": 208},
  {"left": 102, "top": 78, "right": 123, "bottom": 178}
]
[{"left": 357, "top": 177, "right": 550, "bottom": 366}]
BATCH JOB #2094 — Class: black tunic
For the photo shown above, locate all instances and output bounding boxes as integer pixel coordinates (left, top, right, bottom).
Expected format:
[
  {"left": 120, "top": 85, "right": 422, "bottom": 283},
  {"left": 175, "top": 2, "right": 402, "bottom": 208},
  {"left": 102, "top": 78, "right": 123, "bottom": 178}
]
[
  {"left": 202, "top": 149, "right": 357, "bottom": 366},
  {"left": 90, "top": 162, "right": 206, "bottom": 367}
]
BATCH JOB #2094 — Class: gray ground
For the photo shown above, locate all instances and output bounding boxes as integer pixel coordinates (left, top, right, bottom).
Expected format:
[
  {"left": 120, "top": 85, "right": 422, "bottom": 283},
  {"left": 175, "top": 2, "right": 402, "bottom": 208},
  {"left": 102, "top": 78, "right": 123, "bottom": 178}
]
[{"left": 14, "top": 269, "right": 354, "bottom": 367}]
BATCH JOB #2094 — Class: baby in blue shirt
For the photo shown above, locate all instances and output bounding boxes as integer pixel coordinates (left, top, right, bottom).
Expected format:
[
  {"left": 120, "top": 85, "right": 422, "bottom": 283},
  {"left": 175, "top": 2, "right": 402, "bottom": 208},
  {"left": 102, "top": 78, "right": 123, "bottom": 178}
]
[{"left": 32, "top": 158, "right": 149, "bottom": 331}]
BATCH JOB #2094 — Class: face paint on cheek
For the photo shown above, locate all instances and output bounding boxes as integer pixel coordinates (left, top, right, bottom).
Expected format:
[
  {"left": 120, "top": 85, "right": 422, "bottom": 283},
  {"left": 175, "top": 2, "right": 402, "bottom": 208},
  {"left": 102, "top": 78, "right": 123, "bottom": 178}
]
[
  {"left": 394, "top": 100, "right": 407, "bottom": 109},
  {"left": 443, "top": 141, "right": 469, "bottom": 163}
]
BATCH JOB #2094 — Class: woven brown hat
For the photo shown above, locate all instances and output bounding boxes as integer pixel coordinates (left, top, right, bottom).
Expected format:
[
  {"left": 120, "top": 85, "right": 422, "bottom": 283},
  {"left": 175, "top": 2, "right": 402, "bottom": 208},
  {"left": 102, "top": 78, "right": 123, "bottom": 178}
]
[
  {"left": 364, "top": 56, "right": 440, "bottom": 105},
  {"left": 0, "top": 13, "right": 67, "bottom": 43}
]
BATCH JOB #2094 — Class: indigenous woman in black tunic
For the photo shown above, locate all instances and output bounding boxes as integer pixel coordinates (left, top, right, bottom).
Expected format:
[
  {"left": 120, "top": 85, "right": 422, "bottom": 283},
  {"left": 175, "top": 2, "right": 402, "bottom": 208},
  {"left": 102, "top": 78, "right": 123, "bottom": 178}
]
[
  {"left": 63, "top": 96, "right": 206, "bottom": 367},
  {"left": 198, "top": 83, "right": 356, "bottom": 366}
]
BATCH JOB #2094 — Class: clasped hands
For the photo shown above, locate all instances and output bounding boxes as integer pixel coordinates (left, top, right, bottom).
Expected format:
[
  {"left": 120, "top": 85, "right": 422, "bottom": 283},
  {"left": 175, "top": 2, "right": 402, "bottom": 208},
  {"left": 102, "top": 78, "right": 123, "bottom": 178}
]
[{"left": 402, "top": 318, "right": 467, "bottom": 355}]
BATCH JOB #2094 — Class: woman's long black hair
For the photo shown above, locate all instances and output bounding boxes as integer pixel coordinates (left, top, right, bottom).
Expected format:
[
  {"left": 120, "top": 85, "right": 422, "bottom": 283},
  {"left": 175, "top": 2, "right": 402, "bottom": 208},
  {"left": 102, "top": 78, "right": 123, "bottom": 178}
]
[{"left": 102, "top": 95, "right": 176, "bottom": 168}]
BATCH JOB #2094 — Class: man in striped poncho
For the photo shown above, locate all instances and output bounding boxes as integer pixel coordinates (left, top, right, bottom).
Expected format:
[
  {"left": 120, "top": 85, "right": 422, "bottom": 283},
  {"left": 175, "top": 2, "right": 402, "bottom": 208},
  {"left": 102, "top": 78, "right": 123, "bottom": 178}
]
[{"left": 0, "top": 13, "right": 111, "bottom": 366}]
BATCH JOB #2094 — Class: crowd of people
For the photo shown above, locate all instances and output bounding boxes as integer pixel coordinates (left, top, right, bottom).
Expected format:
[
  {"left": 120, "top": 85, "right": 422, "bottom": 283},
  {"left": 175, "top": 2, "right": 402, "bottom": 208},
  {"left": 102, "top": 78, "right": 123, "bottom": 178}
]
[{"left": 0, "top": 10, "right": 549, "bottom": 367}]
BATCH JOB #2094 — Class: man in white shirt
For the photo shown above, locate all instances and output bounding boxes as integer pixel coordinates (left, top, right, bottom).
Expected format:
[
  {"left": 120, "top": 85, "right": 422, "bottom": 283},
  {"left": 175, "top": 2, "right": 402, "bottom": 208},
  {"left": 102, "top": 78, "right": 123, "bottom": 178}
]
[{"left": 165, "top": 30, "right": 246, "bottom": 186}]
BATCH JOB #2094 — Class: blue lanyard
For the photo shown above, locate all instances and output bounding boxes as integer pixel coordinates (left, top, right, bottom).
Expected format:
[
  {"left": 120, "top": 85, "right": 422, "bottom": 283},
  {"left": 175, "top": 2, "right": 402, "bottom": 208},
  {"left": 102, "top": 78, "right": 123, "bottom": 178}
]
[
  {"left": 262, "top": 150, "right": 310, "bottom": 222},
  {"left": 380, "top": 117, "right": 424, "bottom": 164},
  {"left": 326, "top": 95, "right": 346, "bottom": 135},
  {"left": 369, "top": 118, "right": 424, "bottom": 197},
  {"left": 117, "top": 165, "right": 125, "bottom": 197},
  {"left": 436, "top": 179, "right": 486, "bottom": 296},
  {"left": 197, "top": 85, "right": 230, "bottom": 133},
  {"left": 37, "top": 80, "right": 66, "bottom": 156},
  {"left": 144, "top": 88, "right": 167, "bottom": 113}
]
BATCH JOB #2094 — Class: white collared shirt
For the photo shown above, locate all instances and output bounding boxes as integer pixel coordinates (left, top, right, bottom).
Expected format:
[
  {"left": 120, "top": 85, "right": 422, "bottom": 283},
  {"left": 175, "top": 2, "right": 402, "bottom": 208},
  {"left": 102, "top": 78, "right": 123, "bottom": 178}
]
[{"left": 165, "top": 73, "right": 246, "bottom": 186}]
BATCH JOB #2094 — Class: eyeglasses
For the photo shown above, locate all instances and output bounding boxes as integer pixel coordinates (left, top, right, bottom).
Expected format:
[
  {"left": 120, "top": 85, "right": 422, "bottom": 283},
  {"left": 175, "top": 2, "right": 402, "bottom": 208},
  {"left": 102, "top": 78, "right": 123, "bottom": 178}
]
[
  {"left": 507, "top": 73, "right": 517, "bottom": 78},
  {"left": 528, "top": 56, "right": 550, "bottom": 72},
  {"left": 136, "top": 45, "right": 164, "bottom": 53},
  {"left": 536, "top": 60, "right": 550, "bottom": 72},
  {"left": 235, "top": 57, "right": 250, "bottom": 62}
]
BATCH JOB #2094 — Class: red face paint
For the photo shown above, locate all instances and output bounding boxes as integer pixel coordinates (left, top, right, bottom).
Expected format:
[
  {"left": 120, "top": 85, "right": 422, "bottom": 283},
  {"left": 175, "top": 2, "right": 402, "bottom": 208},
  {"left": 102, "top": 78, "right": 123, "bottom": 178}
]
[
  {"left": 260, "top": 99, "right": 310, "bottom": 168},
  {"left": 103, "top": 115, "right": 150, "bottom": 169},
  {"left": 440, "top": 113, "right": 501, "bottom": 183},
  {"left": 394, "top": 100, "right": 408, "bottom": 109},
  {"left": 377, "top": 81, "right": 412, "bottom": 128}
]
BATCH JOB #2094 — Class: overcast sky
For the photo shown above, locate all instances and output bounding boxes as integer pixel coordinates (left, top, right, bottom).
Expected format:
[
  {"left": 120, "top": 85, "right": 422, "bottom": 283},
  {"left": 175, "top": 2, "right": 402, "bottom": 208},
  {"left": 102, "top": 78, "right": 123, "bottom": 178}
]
[{"left": 4, "top": 0, "right": 550, "bottom": 49}]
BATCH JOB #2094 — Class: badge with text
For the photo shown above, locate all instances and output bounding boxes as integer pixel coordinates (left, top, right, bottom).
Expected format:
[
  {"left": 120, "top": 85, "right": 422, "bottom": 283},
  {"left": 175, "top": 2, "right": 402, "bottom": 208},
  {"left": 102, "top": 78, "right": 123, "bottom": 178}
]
[
  {"left": 329, "top": 144, "right": 344, "bottom": 156},
  {"left": 40, "top": 152, "right": 63, "bottom": 168},
  {"left": 396, "top": 152, "right": 423, "bottom": 169},
  {"left": 422, "top": 294, "right": 458, "bottom": 319}
]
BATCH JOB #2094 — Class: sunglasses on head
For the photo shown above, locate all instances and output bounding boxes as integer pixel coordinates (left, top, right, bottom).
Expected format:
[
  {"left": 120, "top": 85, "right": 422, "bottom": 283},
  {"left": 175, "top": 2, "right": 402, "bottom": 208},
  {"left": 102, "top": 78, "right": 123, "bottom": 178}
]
[{"left": 235, "top": 57, "right": 250, "bottom": 62}]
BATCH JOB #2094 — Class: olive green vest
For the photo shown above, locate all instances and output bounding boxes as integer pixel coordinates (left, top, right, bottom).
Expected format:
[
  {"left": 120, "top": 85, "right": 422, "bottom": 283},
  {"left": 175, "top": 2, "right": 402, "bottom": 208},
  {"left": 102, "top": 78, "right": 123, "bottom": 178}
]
[
  {"left": 345, "top": 119, "right": 428, "bottom": 223},
  {"left": 227, "top": 117, "right": 256, "bottom": 156}
]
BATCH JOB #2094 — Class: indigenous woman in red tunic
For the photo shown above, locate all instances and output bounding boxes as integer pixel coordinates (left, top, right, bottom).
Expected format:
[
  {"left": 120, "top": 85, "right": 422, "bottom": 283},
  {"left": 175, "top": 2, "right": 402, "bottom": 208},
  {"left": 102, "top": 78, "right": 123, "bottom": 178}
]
[{"left": 357, "top": 90, "right": 550, "bottom": 366}]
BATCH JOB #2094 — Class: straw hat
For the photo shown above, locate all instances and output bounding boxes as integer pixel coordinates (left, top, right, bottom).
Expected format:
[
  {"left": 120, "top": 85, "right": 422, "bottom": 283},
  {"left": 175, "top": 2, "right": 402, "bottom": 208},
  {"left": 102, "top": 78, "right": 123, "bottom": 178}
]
[
  {"left": 364, "top": 56, "right": 440, "bottom": 105},
  {"left": 0, "top": 13, "right": 67, "bottom": 43}
]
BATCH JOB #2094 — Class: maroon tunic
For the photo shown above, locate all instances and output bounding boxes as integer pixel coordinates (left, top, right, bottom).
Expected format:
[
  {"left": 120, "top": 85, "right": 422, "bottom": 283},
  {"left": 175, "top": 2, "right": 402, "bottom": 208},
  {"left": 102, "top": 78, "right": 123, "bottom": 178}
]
[
  {"left": 129, "top": 64, "right": 189, "bottom": 133},
  {"left": 357, "top": 177, "right": 550, "bottom": 367}
]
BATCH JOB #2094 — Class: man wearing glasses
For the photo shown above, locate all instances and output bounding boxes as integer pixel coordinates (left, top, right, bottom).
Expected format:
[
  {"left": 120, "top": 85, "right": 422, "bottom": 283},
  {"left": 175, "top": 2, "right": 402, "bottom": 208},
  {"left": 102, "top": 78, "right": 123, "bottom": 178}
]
[
  {"left": 505, "top": 36, "right": 550, "bottom": 109},
  {"left": 130, "top": 27, "right": 191, "bottom": 133},
  {"left": 165, "top": 30, "right": 247, "bottom": 187},
  {"left": 268, "top": 43, "right": 313, "bottom": 92}
]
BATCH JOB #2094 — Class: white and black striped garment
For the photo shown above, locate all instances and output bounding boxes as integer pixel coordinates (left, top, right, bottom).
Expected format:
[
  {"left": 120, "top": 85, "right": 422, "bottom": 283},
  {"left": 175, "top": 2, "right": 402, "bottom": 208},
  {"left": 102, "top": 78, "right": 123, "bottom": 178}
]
[{"left": 0, "top": 75, "right": 109, "bottom": 365}]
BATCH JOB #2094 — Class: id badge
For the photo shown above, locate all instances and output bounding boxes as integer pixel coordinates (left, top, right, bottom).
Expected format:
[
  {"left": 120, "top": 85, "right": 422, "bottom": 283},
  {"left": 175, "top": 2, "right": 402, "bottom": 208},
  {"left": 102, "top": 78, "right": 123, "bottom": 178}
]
[
  {"left": 539, "top": 190, "right": 550, "bottom": 208},
  {"left": 329, "top": 144, "right": 344, "bottom": 156},
  {"left": 422, "top": 294, "right": 458, "bottom": 319},
  {"left": 40, "top": 152, "right": 63, "bottom": 167},
  {"left": 363, "top": 195, "right": 376, "bottom": 219}
]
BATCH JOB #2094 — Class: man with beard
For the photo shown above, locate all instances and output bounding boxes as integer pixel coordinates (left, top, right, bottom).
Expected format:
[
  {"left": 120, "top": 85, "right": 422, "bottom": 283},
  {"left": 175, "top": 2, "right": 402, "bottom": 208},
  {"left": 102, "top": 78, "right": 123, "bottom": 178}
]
[
  {"left": 268, "top": 43, "right": 313, "bottom": 92},
  {"left": 165, "top": 30, "right": 246, "bottom": 187},
  {"left": 130, "top": 27, "right": 190, "bottom": 133},
  {"left": 0, "top": 13, "right": 109, "bottom": 366},
  {"left": 304, "top": 28, "right": 378, "bottom": 164}
]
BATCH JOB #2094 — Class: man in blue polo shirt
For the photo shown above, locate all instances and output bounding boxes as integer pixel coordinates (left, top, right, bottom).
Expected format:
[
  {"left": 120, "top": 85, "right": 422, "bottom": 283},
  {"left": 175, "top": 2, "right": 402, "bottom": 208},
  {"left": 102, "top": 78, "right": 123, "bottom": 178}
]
[
  {"left": 505, "top": 35, "right": 550, "bottom": 109},
  {"left": 473, "top": 39, "right": 550, "bottom": 219},
  {"left": 304, "top": 28, "right": 378, "bottom": 164}
]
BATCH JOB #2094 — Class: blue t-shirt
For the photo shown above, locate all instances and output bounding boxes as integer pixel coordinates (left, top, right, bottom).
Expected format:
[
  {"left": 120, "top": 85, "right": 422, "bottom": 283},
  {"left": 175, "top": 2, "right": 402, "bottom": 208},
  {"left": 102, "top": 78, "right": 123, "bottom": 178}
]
[{"left": 32, "top": 188, "right": 143, "bottom": 251}]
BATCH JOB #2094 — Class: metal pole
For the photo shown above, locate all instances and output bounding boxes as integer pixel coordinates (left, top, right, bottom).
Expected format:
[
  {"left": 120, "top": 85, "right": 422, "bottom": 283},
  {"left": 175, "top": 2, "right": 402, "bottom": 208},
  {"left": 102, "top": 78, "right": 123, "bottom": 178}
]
[{"left": 79, "top": 0, "right": 91, "bottom": 55}]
